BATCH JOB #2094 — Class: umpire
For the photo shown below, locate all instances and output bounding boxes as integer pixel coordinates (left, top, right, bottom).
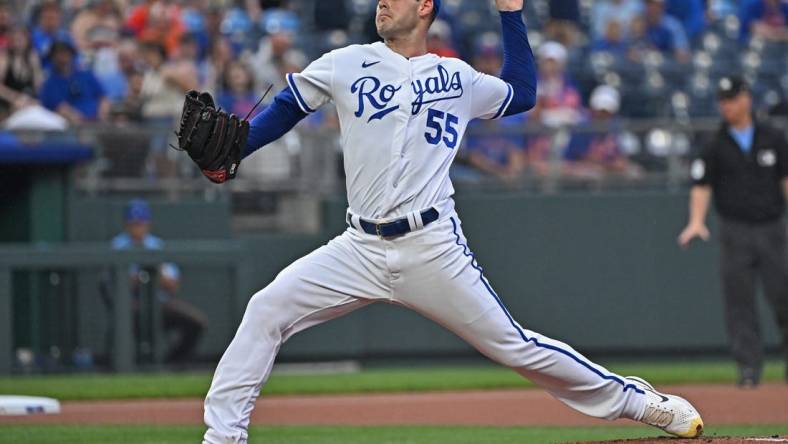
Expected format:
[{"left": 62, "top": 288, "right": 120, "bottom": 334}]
[{"left": 678, "top": 76, "right": 788, "bottom": 387}]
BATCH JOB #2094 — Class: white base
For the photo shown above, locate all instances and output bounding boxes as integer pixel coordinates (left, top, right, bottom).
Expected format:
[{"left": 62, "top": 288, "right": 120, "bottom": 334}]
[{"left": 0, "top": 395, "right": 61, "bottom": 416}]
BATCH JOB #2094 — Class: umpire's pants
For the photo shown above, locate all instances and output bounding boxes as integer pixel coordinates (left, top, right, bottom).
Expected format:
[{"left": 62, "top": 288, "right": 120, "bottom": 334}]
[{"left": 719, "top": 217, "right": 788, "bottom": 376}]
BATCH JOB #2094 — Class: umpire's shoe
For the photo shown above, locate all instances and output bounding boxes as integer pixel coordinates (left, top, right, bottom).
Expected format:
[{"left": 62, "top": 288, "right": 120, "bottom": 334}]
[{"left": 626, "top": 376, "right": 704, "bottom": 438}]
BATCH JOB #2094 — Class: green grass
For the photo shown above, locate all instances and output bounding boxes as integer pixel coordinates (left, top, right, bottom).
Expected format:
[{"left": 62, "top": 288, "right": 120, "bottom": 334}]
[
  {"left": 0, "top": 360, "right": 784, "bottom": 401},
  {"left": 1, "top": 425, "right": 787, "bottom": 444}
]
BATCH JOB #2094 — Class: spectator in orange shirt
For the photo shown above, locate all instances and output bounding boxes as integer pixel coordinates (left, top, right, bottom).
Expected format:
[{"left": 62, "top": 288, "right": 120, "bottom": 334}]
[{"left": 126, "top": 0, "right": 184, "bottom": 56}]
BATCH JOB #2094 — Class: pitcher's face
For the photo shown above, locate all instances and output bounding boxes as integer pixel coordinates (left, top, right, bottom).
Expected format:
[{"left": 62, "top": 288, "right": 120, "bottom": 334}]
[{"left": 376, "top": 0, "right": 427, "bottom": 39}]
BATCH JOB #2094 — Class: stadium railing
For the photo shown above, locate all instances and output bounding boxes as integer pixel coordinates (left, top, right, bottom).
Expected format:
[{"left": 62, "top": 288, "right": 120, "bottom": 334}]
[
  {"left": 0, "top": 241, "right": 252, "bottom": 374},
  {"left": 4, "top": 117, "right": 786, "bottom": 231}
]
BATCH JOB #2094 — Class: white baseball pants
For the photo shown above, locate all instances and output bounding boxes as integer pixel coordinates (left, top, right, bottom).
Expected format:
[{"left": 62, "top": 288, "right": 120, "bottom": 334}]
[{"left": 203, "top": 211, "right": 646, "bottom": 444}]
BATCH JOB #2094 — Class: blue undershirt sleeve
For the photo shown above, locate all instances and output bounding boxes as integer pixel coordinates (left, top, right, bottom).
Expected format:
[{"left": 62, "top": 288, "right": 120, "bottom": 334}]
[
  {"left": 242, "top": 87, "right": 309, "bottom": 159},
  {"left": 499, "top": 10, "right": 537, "bottom": 116}
]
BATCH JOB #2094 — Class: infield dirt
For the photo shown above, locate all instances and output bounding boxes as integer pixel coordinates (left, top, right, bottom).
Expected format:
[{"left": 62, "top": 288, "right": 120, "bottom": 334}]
[{"left": 0, "top": 383, "right": 786, "bottom": 431}]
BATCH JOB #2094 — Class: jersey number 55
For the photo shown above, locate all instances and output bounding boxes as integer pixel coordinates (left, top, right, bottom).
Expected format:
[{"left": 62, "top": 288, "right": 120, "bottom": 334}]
[{"left": 425, "top": 109, "right": 460, "bottom": 149}]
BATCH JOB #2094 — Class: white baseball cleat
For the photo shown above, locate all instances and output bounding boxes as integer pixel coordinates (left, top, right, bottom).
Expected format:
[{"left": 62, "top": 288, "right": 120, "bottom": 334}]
[{"left": 626, "top": 376, "right": 704, "bottom": 438}]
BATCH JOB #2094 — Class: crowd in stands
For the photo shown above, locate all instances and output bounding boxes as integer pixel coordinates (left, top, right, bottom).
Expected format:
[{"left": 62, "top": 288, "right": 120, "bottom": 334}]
[
  {"left": 450, "top": 0, "right": 788, "bottom": 181},
  {"left": 0, "top": 0, "right": 309, "bottom": 131},
  {"left": 0, "top": 0, "right": 784, "bottom": 182}
]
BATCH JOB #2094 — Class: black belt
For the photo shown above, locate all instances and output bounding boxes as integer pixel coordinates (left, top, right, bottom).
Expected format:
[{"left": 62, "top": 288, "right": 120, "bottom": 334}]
[{"left": 348, "top": 208, "right": 440, "bottom": 237}]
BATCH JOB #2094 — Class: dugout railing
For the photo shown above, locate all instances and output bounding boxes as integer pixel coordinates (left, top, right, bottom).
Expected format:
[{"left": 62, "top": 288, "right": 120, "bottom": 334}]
[{"left": 0, "top": 241, "right": 254, "bottom": 374}]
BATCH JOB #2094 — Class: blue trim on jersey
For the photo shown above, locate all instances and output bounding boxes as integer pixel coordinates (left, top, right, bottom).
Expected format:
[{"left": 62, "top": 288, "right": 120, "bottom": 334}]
[
  {"left": 287, "top": 73, "right": 315, "bottom": 114},
  {"left": 499, "top": 10, "right": 537, "bottom": 116},
  {"left": 243, "top": 87, "right": 309, "bottom": 159},
  {"left": 449, "top": 217, "right": 645, "bottom": 396},
  {"left": 493, "top": 83, "right": 514, "bottom": 119}
]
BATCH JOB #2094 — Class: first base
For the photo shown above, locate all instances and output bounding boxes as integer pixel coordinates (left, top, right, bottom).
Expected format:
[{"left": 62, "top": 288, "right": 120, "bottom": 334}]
[{"left": 0, "top": 396, "right": 61, "bottom": 416}]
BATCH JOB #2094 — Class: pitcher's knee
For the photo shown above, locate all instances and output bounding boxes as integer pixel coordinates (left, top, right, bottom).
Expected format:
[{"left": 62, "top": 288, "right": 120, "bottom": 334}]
[
  {"left": 243, "top": 289, "right": 289, "bottom": 339},
  {"left": 480, "top": 341, "right": 533, "bottom": 368},
  {"left": 491, "top": 353, "right": 528, "bottom": 368},
  {"left": 246, "top": 284, "right": 293, "bottom": 316}
]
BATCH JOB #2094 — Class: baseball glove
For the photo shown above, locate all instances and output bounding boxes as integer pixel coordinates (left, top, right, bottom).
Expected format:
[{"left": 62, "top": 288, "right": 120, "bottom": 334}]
[{"left": 175, "top": 90, "right": 249, "bottom": 184}]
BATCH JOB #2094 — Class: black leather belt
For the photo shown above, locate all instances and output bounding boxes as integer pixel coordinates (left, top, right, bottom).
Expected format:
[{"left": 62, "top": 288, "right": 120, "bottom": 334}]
[{"left": 348, "top": 208, "right": 440, "bottom": 237}]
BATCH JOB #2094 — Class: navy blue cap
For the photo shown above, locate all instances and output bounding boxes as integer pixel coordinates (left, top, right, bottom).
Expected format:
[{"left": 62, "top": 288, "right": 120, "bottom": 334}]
[
  {"left": 125, "top": 199, "right": 151, "bottom": 223},
  {"left": 717, "top": 76, "right": 749, "bottom": 100},
  {"left": 47, "top": 39, "right": 76, "bottom": 60}
]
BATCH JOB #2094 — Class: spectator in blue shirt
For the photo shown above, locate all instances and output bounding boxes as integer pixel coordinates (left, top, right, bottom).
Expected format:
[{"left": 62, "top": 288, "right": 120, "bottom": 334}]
[
  {"left": 665, "top": 0, "right": 706, "bottom": 41},
  {"left": 739, "top": 0, "right": 788, "bottom": 42},
  {"left": 31, "top": 1, "right": 74, "bottom": 69},
  {"left": 591, "top": 0, "right": 644, "bottom": 39},
  {"left": 464, "top": 114, "right": 529, "bottom": 180},
  {"left": 591, "top": 20, "right": 630, "bottom": 56},
  {"left": 111, "top": 199, "right": 207, "bottom": 364},
  {"left": 94, "top": 38, "right": 140, "bottom": 104},
  {"left": 462, "top": 37, "right": 528, "bottom": 180},
  {"left": 217, "top": 61, "right": 262, "bottom": 119},
  {"left": 39, "top": 40, "right": 109, "bottom": 124},
  {"left": 563, "top": 85, "right": 643, "bottom": 179},
  {"left": 708, "top": 0, "right": 740, "bottom": 21},
  {"left": 643, "top": 0, "right": 691, "bottom": 62}
]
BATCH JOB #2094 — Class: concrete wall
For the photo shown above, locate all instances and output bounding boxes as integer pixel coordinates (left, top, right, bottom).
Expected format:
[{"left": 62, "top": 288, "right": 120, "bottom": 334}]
[
  {"left": 264, "top": 191, "right": 782, "bottom": 360},
  {"left": 16, "top": 191, "right": 779, "bottom": 366}
]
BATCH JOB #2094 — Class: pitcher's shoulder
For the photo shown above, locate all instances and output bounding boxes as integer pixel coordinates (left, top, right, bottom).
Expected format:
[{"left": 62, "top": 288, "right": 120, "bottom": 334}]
[
  {"left": 431, "top": 55, "right": 476, "bottom": 72},
  {"left": 329, "top": 43, "right": 382, "bottom": 60}
]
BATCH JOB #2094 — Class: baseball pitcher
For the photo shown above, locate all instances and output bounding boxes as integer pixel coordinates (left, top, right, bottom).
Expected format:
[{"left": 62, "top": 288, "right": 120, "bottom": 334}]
[{"left": 174, "top": 1, "right": 705, "bottom": 443}]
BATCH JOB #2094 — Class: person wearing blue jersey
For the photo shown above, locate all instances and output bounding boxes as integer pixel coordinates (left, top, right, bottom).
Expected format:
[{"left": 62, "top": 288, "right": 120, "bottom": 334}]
[{"left": 111, "top": 199, "right": 207, "bottom": 364}]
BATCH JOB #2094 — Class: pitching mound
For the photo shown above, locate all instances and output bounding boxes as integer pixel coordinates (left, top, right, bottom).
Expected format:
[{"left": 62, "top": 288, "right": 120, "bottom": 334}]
[{"left": 578, "top": 436, "right": 788, "bottom": 444}]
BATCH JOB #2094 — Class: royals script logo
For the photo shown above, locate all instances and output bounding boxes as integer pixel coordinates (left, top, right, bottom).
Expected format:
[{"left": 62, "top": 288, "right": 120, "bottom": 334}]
[
  {"left": 411, "top": 65, "right": 463, "bottom": 114},
  {"left": 351, "top": 65, "right": 464, "bottom": 123}
]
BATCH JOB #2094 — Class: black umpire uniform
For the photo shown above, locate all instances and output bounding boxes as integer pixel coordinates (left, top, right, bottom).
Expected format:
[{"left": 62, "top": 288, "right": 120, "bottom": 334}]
[{"left": 691, "top": 82, "right": 788, "bottom": 385}]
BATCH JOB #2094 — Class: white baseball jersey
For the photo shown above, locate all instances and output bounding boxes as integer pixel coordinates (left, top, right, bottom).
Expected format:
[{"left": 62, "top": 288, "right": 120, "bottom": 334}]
[
  {"left": 287, "top": 41, "right": 514, "bottom": 220},
  {"left": 203, "top": 41, "right": 651, "bottom": 444}
]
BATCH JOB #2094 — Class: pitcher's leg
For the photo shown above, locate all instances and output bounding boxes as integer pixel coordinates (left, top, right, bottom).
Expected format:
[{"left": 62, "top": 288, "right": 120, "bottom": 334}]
[
  {"left": 204, "top": 292, "right": 368, "bottom": 444},
  {"left": 395, "top": 217, "right": 645, "bottom": 421},
  {"left": 469, "top": 305, "right": 645, "bottom": 420},
  {"left": 203, "top": 234, "right": 382, "bottom": 444},
  {"left": 403, "top": 278, "right": 645, "bottom": 421}
]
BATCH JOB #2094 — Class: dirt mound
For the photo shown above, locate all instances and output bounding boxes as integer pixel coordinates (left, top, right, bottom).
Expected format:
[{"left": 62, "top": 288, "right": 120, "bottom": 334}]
[{"left": 577, "top": 436, "right": 788, "bottom": 444}]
